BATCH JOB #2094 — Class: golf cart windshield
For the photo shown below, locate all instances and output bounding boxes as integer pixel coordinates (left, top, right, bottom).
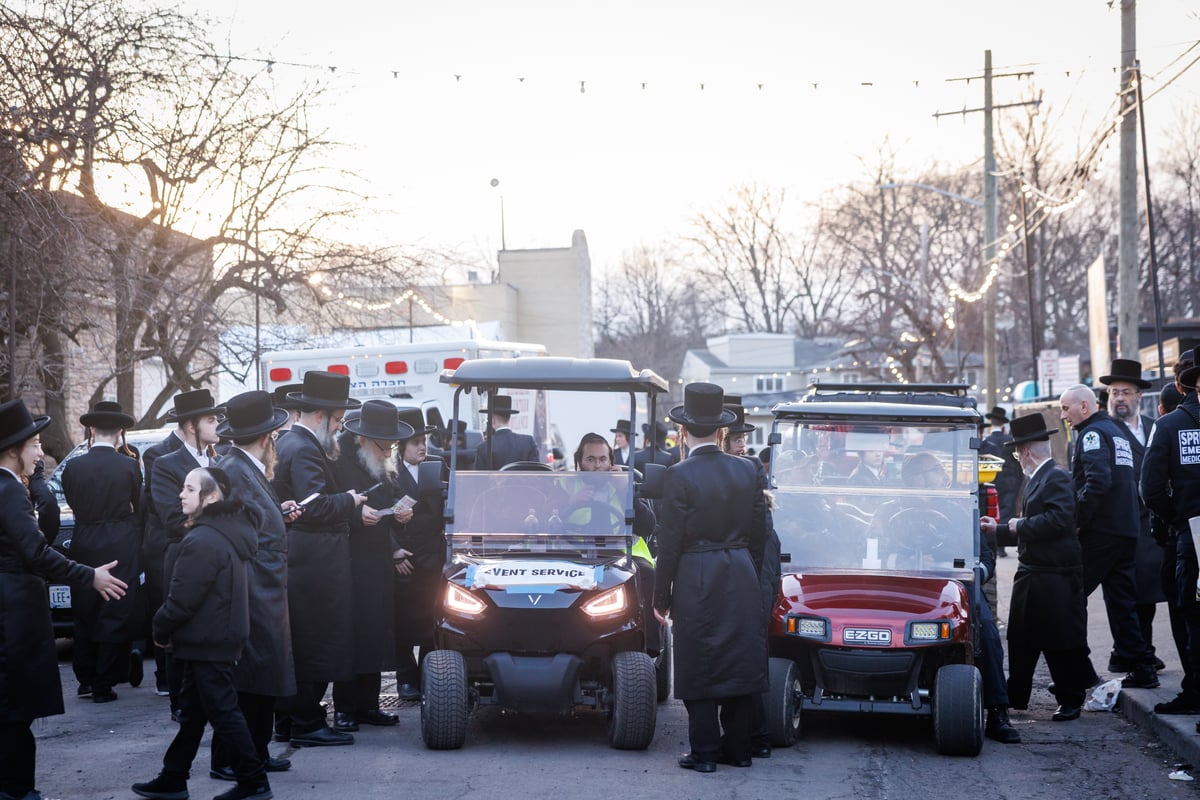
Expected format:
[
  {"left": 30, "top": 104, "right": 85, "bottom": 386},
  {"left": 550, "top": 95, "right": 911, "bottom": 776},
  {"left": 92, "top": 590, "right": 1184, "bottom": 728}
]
[{"left": 770, "top": 419, "right": 979, "bottom": 580}]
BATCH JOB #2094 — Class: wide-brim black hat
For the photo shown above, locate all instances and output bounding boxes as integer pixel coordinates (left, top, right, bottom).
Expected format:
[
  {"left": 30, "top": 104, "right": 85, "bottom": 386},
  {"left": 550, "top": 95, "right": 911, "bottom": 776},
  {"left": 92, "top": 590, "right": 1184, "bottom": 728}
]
[
  {"left": 611, "top": 419, "right": 633, "bottom": 435},
  {"left": 985, "top": 405, "right": 1009, "bottom": 424},
  {"left": 271, "top": 384, "right": 304, "bottom": 411},
  {"left": 1007, "top": 413, "right": 1059, "bottom": 447},
  {"left": 669, "top": 382, "right": 737, "bottom": 428},
  {"left": 343, "top": 400, "right": 414, "bottom": 440},
  {"left": 479, "top": 394, "right": 519, "bottom": 415},
  {"left": 166, "top": 389, "right": 226, "bottom": 421},
  {"left": 287, "top": 371, "right": 362, "bottom": 411},
  {"left": 395, "top": 406, "right": 437, "bottom": 439},
  {"left": 641, "top": 420, "right": 669, "bottom": 442},
  {"left": 1179, "top": 348, "right": 1200, "bottom": 391},
  {"left": 217, "top": 391, "right": 290, "bottom": 441},
  {"left": 724, "top": 403, "right": 756, "bottom": 434},
  {"left": 1098, "top": 358, "right": 1151, "bottom": 390},
  {"left": 80, "top": 400, "right": 135, "bottom": 430},
  {"left": 0, "top": 399, "right": 51, "bottom": 452}
]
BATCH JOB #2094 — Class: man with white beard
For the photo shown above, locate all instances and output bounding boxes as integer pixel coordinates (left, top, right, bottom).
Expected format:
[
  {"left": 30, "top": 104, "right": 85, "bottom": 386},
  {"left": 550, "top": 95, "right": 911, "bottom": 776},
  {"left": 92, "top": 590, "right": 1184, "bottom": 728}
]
[
  {"left": 272, "top": 372, "right": 366, "bottom": 748},
  {"left": 329, "top": 401, "right": 415, "bottom": 732}
]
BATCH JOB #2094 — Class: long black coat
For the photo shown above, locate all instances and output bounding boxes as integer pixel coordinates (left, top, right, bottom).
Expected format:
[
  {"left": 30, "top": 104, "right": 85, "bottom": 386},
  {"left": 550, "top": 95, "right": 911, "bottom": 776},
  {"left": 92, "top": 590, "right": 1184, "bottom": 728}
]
[
  {"left": 217, "top": 447, "right": 296, "bottom": 697},
  {"left": 141, "top": 432, "right": 184, "bottom": 600},
  {"left": 330, "top": 433, "right": 397, "bottom": 674},
  {"left": 474, "top": 428, "right": 538, "bottom": 470},
  {"left": 272, "top": 424, "right": 357, "bottom": 683},
  {"left": 393, "top": 456, "right": 446, "bottom": 643},
  {"left": 980, "top": 429, "right": 1023, "bottom": 522},
  {"left": 0, "top": 471, "right": 96, "bottom": 722},
  {"left": 1116, "top": 414, "right": 1166, "bottom": 604},
  {"left": 653, "top": 445, "right": 768, "bottom": 700},
  {"left": 150, "top": 446, "right": 207, "bottom": 605},
  {"left": 1008, "top": 458, "right": 1088, "bottom": 651},
  {"left": 61, "top": 445, "right": 143, "bottom": 641}
]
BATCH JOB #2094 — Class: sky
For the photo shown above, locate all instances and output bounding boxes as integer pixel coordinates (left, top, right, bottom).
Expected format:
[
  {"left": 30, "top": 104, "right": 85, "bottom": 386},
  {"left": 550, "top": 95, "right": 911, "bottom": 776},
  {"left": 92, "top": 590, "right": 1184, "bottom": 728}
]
[{"left": 178, "top": 0, "right": 1200, "bottom": 279}]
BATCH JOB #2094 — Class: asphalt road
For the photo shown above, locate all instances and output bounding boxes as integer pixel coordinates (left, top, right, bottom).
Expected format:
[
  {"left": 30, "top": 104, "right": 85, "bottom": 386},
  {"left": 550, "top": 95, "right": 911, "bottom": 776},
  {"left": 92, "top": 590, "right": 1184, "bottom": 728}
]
[{"left": 31, "top": 558, "right": 1200, "bottom": 800}]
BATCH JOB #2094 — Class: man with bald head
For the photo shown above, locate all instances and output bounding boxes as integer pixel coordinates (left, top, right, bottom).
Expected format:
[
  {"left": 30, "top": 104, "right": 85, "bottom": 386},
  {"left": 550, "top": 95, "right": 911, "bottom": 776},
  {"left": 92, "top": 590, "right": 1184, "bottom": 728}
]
[{"left": 1059, "top": 383, "right": 1158, "bottom": 689}]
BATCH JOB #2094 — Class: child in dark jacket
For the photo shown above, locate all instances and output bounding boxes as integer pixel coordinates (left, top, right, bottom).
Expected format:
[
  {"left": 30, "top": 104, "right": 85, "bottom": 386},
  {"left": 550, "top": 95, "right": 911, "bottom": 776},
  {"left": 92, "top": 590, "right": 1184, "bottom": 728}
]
[{"left": 133, "top": 467, "right": 272, "bottom": 800}]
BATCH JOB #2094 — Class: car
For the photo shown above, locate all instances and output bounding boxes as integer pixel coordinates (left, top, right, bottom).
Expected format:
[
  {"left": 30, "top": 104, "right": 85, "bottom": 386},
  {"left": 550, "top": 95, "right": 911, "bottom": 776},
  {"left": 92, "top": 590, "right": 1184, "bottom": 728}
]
[
  {"left": 762, "top": 382, "right": 988, "bottom": 756},
  {"left": 419, "top": 356, "right": 670, "bottom": 750},
  {"left": 43, "top": 426, "right": 175, "bottom": 638}
]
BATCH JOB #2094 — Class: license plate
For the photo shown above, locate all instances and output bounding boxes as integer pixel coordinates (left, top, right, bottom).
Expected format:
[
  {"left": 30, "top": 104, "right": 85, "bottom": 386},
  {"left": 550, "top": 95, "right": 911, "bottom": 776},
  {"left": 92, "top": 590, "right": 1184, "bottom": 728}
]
[
  {"left": 843, "top": 627, "right": 891, "bottom": 646},
  {"left": 49, "top": 584, "right": 72, "bottom": 609}
]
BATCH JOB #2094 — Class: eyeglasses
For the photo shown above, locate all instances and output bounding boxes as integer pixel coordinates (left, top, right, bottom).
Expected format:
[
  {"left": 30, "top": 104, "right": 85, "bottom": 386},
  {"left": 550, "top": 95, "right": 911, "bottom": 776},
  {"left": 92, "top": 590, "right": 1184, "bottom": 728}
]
[
  {"left": 1108, "top": 388, "right": 1139, "bottom": 398},
  {"left": 582, "top": 456, "right": 610, "bottom": 465}
]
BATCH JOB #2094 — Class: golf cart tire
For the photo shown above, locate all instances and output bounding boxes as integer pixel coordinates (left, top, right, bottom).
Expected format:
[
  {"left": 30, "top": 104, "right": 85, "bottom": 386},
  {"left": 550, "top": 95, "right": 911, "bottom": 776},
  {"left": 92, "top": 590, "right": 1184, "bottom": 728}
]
[
  {"left": 420, "top": 650, "right": 469, "bottom": 750},
  {"left": 932, "top": 664, "right": 983, "bottom": 756},
  {"left": 608, "top": 650, "right": 657, "bottom": 750},
  {"left": 655, "top": 625, "right": 672, "bottom": 703},
  {"left": 765, "top": 657, "right": 802, "bottom": 747}
]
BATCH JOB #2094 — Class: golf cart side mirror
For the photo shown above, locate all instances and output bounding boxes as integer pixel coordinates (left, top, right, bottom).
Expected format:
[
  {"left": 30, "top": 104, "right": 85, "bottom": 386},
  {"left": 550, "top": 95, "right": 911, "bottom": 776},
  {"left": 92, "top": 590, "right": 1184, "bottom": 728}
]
[
  {"left": 640, "top": 462, "right": 666, "bottom": 499},
  {"left": 768, "top": 432, "right": 781, "bottom": 446},
  {"left": 417, "top": 459, "right": 443, "bottom": 493}
]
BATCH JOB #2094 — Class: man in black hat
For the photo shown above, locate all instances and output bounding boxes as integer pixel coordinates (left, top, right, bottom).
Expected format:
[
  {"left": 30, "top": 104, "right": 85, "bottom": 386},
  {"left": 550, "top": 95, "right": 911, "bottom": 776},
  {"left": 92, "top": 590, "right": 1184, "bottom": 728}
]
[
  {"left": 611, "top": 420, "right": 634, "bottom": 467},
  {"left": 208, "top": 391, "right": 299, "bottom": 780},
  {"left": 62, "top": 400, "right": 144, "bottom": 704},
  {"left": 475, "top": 394, "right": 538, "bottom": 470},
  {"left": 391, "top": 407, "right": 446, "bottom": 702},
  {"left": 1142, "top": 349, "right": 1200, "bottom": 718},
  {"left": 654, "top": 382, "right": 767, "bottom": 773},
  {"left": 272, "top": 371, "right": 367, "bottom": 747},
  {"left": 427, "top": 418, "right": 474, "bottom": 471},
  {"left": 1100, "top": 359, "right": 1166, "bottom": 675},
  {"left": 0, "top": 399, "right": 128, "bottom": 800},
  {"left": 979, "top": 406, "right": 1021, "bottom": 558},
  {"left": 329, "top": 400, "right": 414, "bottom": 732},
  {"left": 1059, "top": 383, "right": 1159, "bottom": 689},
  {"left": 270, "top": 384, "right": 304, "bottom": 436},
  {"left": 147, "top": 389, "right": 226, "bottom": 710},
  {"left": 634, "top": 420, "right": 675, "bottom": 472},
  {"left": 982, "top": 413, "right": 1093, "bottom": 722}
]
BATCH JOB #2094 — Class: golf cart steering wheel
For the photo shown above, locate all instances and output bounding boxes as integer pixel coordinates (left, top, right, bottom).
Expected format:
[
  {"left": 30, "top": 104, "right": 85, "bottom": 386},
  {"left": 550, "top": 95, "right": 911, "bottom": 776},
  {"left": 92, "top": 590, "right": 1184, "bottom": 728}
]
[
  {"left": 499, "top": 461, "right": 554, "bottom": 472},
  {"left": 561, "top": 500, "right": 625, "bottom": 535},
  {"left": 886, "top": 507, "right": 951, "bottom": 554}
]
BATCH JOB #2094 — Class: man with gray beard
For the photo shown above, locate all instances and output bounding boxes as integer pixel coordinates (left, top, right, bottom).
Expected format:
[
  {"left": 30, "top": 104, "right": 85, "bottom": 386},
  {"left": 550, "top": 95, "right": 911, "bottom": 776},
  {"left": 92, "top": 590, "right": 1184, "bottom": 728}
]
[
  {"left": 329, "top": 401, "right": 414, "bottom": 731},
  {"left": 272, "top": 372, "right": 366, "bottom": 747}
]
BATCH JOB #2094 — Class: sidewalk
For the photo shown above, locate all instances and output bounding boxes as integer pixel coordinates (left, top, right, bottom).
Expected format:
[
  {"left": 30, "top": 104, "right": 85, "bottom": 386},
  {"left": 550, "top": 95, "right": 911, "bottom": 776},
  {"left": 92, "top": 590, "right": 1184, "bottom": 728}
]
[{"left": 993, "top": 549, "right": 1198, "bottom": 768}]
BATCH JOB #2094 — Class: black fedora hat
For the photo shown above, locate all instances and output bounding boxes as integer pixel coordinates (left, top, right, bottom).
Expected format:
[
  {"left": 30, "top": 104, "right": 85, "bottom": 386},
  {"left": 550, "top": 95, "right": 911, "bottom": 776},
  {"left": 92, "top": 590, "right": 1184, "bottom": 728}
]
[
  {"left": 0, "top": 399, "right": 51, "bottom": 452},
  {"left": 271, "top": 383, "right": 304, "bottom": 411},
  {"left": 166, "top": 389, "right": 226, "bottom": 421},
  {"left": 1179, "top": 348, "right": 1200, "bottom": 391},
  {"left": 396, "top": 406, "right": 437, "bottom": 439},
  {"left": 479, "top": 395, "right": 519, "bottom": 416},
  {"left": 985, "top": 406, "right": 1010, "bottom": 424},
  {"left": 287, "top": 371, "right": 362, "bottom": 411},
  {"left": 1098, "top": 358, "right": 1151, "bottom": 390},
  {"left": 610, "top": 419, "right": 634, "bottom": 436},
  {"left": 1007, "top": 413, "right": 1060, "bottom": 447},
  {"left": 80, "top": 400, "right": 135, "bottom": 430},
  {"left": 724, "top": 393, "right": 743, "bottom": 406},
  {"left": 642, "top": 420, "right": 669, "bottom": 442},
  {"left": 343, "top": 399, "right": 414, "bottom": 440},
  {"left": 724, "top": 404, "right": 756, "bottom": 435},
  {"left": 669, "top": 382, "right": 737, "bottom": 428},
  {"left": 217, "top": 391, "right": 289, "bottom": 441}
]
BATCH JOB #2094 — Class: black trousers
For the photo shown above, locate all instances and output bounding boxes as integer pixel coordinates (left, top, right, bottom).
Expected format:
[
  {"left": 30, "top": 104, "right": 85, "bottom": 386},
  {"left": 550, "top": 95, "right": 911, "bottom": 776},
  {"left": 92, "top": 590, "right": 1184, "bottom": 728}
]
[
  {"left": 1082, "top": 532, "right": 1153, "bottom": 667},
  {"left": 393, "top": 575, "right": 438, "bottom": 686},
  {"left": 71, "top": 622, "right": 129, "bottom": 693},
  {"left": 1163, "top": 542, "right": 1196, "bottom": 693},
  {"left": 333, "top": 673, "right": 381, "bottom": 717},
  {"left": 290, "top": 680, "right": 331, "bottom": 734},
  {"left": 212, "top": 692, "right": 276, "bottom": 769},
  {"left": 1007, "top": 640, "right": 1092, "bottom": 709},
  {"left": 635, "top": 559, "right": 661, "bottom": 654},
  {"left": 682, "top": 695, "right": 753, "bottom": 762},
  {"left": 0, "top": 719, "right": 35, "bottom": 797},
  {"left": 975, "top": 591, "right": 1011, "bottom": 708},
  {"left": 163, "top": 659, "right": 265, "bottom": 785}
]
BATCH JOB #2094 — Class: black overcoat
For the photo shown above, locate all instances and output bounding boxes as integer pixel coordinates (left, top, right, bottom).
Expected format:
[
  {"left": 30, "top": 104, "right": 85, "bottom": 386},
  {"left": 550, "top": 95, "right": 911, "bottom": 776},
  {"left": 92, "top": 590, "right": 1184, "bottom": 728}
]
[
  {"left": 217, "top": 447, "right": 296, "bottom": 696},
  {"left": 0, "top": 470, "right": 96, "bottom": 722},
  {"left": 474, "top": 428, "right": 538, "bottom": 470},
  {"left": 392, "top": 456, "right": 446, "bottom": 643},
  {"left": 1117, "top": 414, "right": 1166, "bottom": 604},
  {"left": 150, "top": 446, "right": 206, "bottom": 603},
  {"left": 61, "top": 445, "right": 143, "bottom": 641},
  {"left": 272, "top": 424, "right": 357, "bottom": 683},
  {"left": 653, "top": 445, "right": 768, "bottom": 700},
  {"left": 330, "top": 433, "right": 397, "bottom": 674},
  {"left": 141, "top": 432, "right": 184, "bottom": 601},
  {"left": 1008, "top": 458, "right": 1089, "bottom": 651}
]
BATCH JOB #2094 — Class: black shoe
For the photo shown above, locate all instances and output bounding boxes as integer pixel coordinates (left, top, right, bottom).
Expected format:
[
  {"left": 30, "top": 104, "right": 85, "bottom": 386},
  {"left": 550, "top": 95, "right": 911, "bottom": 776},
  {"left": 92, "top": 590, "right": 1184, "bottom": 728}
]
[
  {"left": 1107, "top": 655, "right": 1132, "bottom": 673},
  {"left": 1156, "top": 691, "right": 1200, "bottom": 714},
  {"left": 131, "top": 773, "right": 188, "bottom": 800},
  {"left": 213, "top": 783, "right": 272, "bottom": 800},
  {"left": 128, "top": 649, "right": 144, "bottom": 687},
  {"left": 985, "top": 707, "right": 1021, "bottom": 743},
  {"left": 677, "top": 754, "right": 716, "bottom": 773},
  {"left": 997, "top": 547, "right": 1008, "bottom": 558},
  {"left": 290, "top": 726, "right": 354, "bottom": 747},
  {"left": 264, "top": 757, "right": 291, "bottom": 773},
  {"left": 170, "top": 709, "right": 181, "bottom": 723},
  {"left": 1052, "top": 704, "right": 1082, "bottom": 722},
  {"left": 357, "top": 709, "right": 399, "bottom": 726},
  {"left": 77, "top": 684, "right": 92, "bottom": 698},
  {"left": 1155, "top": 657, "right": 1167, "bottom": 672},
  {"left": 1046, "top": 682, "right": 1056, "bottom": 696},
  {"left": 751, "top": 745, "right": 771, "bottom": 758},
  {"left": 397, "top": 683, "right": 422, "bottom": 702},
  {"left": 1121, "top": 669, "right": 1160, "bottom": 689},
  {"left": 93, "top": 689, "right": 118, "bottom": 703},
  {"left": 333, "top": 711, "right": 359, "bottom": 732},
  {"left": 716, "top": 754, "right": 753, "bottom": 767},
  {"left": 209, "top": 767, "right": 236, "bottom": 782},
  {"left": 271, "top": 722, "right": 291, "bottom": 743},
  {"left": 155, "top": 679, "right": 170, "bottom": 697}
]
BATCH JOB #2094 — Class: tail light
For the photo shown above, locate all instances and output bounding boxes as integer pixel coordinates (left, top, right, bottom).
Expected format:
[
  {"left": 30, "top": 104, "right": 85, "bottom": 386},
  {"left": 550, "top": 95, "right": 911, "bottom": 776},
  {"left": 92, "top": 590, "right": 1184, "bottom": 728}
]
[{"left": 982, "top": 484, "right": 999, "bottom": 520}]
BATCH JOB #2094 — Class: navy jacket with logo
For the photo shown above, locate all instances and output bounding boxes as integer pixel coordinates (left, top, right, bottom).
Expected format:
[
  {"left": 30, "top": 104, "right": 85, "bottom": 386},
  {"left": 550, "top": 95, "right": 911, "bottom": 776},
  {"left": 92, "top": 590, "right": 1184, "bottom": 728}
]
[{"left": 1070, "top": 408, "right": 1139, "bottom": 539}]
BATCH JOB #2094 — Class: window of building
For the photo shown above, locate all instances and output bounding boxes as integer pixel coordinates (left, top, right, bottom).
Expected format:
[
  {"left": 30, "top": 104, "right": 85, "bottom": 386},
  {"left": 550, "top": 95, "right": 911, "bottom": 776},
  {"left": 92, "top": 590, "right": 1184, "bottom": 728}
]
[{"left": 756, "top": 375, "right": 783, "bottom": 393}]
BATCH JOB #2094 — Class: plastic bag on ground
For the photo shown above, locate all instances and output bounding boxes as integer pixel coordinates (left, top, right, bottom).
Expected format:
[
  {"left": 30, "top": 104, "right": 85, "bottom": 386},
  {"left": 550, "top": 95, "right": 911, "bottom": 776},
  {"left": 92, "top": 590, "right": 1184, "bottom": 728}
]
[{"left": 1083, "top": 678, "right": 1123, "bottom": 712}]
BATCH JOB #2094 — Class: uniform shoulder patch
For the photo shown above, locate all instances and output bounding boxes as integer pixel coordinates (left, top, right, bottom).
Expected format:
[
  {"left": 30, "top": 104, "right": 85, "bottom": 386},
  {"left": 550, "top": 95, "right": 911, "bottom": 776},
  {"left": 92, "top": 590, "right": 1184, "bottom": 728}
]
[{"left": 1082, "top": 430, "right": 1102, "bottom": 452}]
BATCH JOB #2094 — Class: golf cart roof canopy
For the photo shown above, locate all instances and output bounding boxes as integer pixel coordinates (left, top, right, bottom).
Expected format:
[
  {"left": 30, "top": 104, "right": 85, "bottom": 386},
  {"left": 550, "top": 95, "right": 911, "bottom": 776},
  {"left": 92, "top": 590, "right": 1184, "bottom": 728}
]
[
  {"left": 441, "top": 357, "right": 669, "bottom": 394},
  {"left": 773, "top": 382, "right": 982, "bottom": 424}
]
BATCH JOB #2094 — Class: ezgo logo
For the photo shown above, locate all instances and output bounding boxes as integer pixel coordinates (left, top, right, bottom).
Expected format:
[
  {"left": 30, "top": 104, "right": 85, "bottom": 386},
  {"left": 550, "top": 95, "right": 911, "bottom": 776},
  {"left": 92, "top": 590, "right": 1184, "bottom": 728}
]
[{"left": 843, "top": 628, "right": 892, "bottom": 646}]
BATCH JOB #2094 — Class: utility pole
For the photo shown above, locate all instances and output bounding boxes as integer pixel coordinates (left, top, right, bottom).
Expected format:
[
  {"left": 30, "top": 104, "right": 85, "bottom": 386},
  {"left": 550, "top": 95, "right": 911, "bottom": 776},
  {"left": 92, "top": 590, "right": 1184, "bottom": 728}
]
[
  {"left": 1117, "top": 0, "right": 1138, "bottom": 359},
  {"left": 937, "top": 51, "right": 1038, "bottom": 410}
]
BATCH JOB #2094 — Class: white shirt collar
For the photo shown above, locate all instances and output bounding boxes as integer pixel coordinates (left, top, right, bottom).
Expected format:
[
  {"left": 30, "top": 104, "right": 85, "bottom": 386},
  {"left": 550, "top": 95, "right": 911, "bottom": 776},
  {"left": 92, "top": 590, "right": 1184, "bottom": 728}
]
[
  {"left": 89, "top": 441, "right": 115, "bottom": 449},
  {"left": 689, "top": 442, "right": 719, "bottom": 453},
  {"left": 183, "top": 441, "right": 210, "bottom": 465},
  {"left": 234, "top": 445, "right": 266, "bottom": 475}
]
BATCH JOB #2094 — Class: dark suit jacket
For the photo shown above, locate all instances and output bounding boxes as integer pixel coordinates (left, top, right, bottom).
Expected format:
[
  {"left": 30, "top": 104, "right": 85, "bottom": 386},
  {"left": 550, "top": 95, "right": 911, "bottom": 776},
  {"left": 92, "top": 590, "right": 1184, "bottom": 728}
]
[
  {"left": 474, "top": 428, "right": 538, "bottom": 470},
  {"left": 633, "top": 445, "right": 674, "bottom": 472}
]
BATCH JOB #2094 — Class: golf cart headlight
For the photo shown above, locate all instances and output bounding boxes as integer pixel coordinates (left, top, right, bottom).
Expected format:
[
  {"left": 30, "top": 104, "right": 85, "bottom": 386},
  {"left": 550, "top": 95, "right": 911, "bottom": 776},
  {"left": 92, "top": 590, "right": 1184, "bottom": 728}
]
[
  {"left": 581, "top": 585, "right": 627, "bottom": 617},
  {"left": 909, "top": 621, "right": 950, "bottom": 641},
  {"left": 445, "top": 583, "right": 486, "bottom": 616},
  {"left": 786, "top": 616, "right": 827, "bottom": 639}
]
